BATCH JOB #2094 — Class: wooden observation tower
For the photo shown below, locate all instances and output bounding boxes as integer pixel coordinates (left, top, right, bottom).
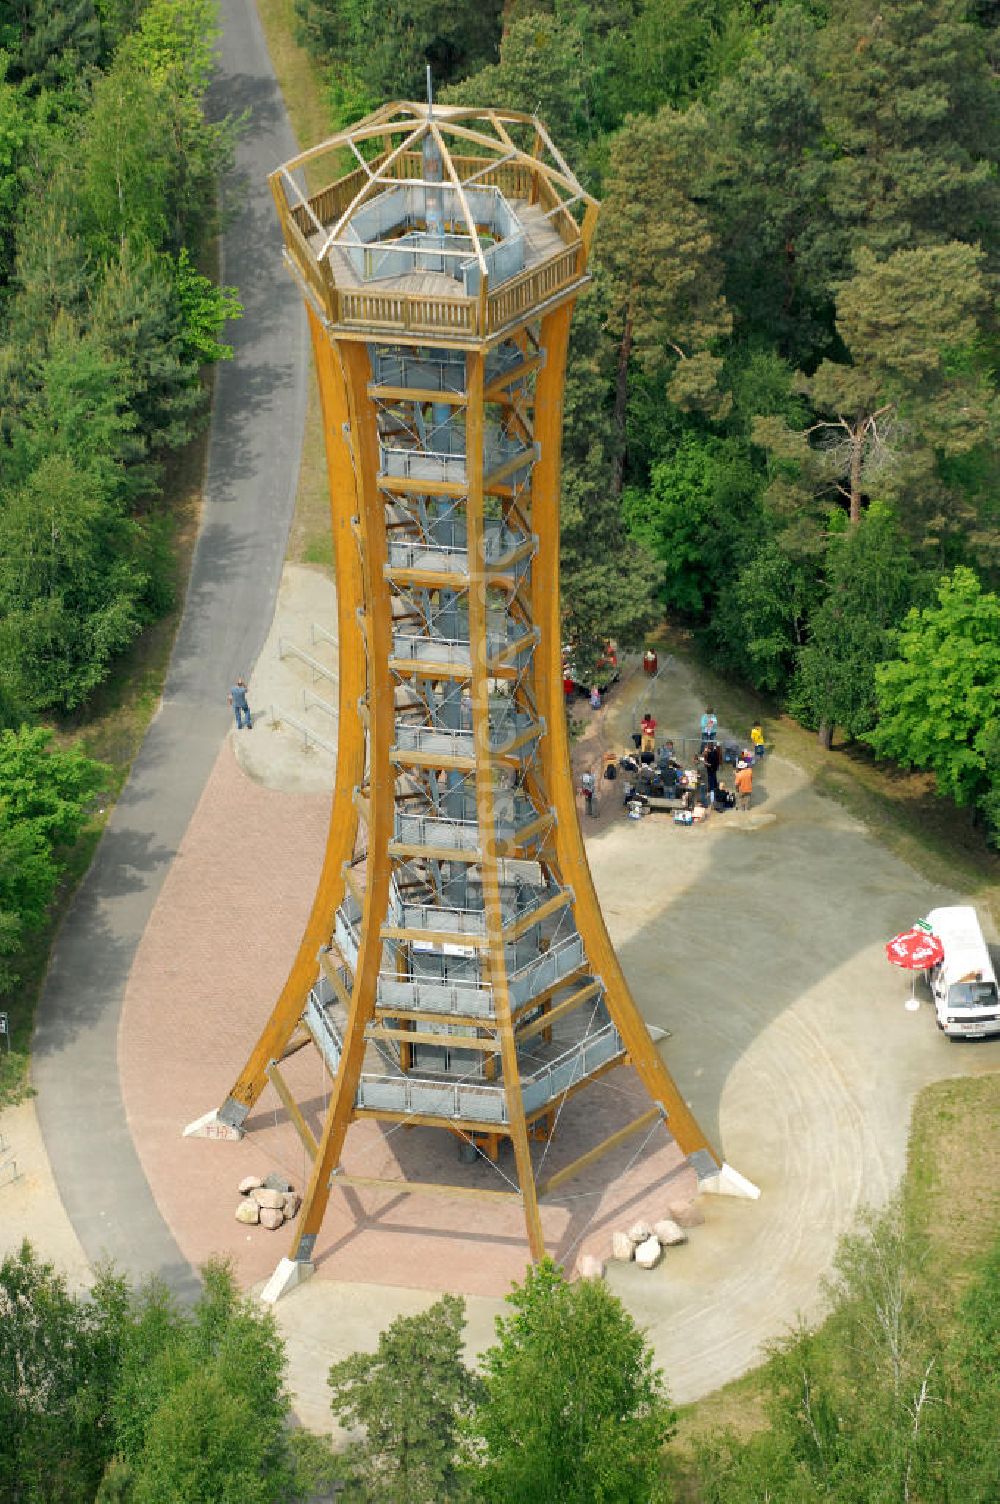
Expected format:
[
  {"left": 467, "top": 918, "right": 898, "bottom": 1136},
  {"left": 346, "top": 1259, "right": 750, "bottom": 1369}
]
[{"left": 192, "top": 98, "right": 751, "bottom": 1296}]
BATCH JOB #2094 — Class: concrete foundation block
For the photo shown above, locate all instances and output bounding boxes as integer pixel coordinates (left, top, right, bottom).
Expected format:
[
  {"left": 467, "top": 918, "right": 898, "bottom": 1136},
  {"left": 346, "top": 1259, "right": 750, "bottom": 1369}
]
[
  {"left": 698, "top": 1161, "right": 761, "bottom": 1200},
  {"left": 182, "top": 1109, "right": 243, "bottom": 1142},
  {"left": 259, "top": 1257, "right": 314, "bottom": 1305}
]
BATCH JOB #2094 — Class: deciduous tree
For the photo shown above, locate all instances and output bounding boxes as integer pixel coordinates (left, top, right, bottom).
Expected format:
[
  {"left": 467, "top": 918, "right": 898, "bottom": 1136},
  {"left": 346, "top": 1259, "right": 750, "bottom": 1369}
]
[
  {"left": 296, "top": 0, "right": 503, "bottom": 101},
  {"left": 867, "top": 565, "right": 1000, "bottom": 838},
  {"left": 793, "top": 507, "right": 922, "bottom": 746},
  {"left": 468, "top": 1259, "right": 675, "bottom": 1504}
]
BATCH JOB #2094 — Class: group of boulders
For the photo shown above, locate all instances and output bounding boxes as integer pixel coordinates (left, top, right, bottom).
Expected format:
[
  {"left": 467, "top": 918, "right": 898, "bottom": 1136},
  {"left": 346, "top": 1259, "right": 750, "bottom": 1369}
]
[
  {"left": 234, "top": 1172, "right": 301, "bottom": 1230},
  {"left": 575, "top": 1199, "right": 703, "bottom": 1280}
]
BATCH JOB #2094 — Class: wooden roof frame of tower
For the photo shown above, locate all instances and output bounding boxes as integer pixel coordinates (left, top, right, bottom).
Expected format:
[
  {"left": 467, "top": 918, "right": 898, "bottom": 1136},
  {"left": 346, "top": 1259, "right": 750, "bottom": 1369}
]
[{"left": 269, "top": 102, "right": 600, "bottom": 346}]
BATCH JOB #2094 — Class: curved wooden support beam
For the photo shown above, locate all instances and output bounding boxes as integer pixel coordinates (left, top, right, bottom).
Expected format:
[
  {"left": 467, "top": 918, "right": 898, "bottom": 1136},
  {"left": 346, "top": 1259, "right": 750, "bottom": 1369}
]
[
  {"left": 531, "top": 304, "right": 720, "bottom": 1168},
  {"left": 219, "top": 308, "right": 365, "bottom": 1125},
  {"left": 290, "top": 340, "right": 395, "bottom": 1262}
]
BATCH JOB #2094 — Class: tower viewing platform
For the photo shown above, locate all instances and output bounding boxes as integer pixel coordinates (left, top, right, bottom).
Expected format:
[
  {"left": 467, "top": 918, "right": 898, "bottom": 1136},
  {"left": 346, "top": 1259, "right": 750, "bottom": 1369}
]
[{"left": 269, "top": 101, "right": 595, "bottom": 342}]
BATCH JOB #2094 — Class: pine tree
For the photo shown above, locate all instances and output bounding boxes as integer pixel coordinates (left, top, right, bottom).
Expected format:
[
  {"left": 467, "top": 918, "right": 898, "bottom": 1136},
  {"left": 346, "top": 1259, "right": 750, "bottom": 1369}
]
[
  {"left": 818, "top": 0, "right": 1000, "bottom": 271},
  {"left": 753, "top": 242, "right": 993, "bottom": 541},
  {"left": 594, "top": 102, "right": 732, "bottom": 495},
  {"left": 0, "top": 0, "right": 104, "bottom": 93},
  {"left": 709, "top": 5, "right": 832, "bottom": 366},
  {"left": 327, "top": 1293, "right": 478, "bottom": 1503},
  {"left": 559, "top": 284, "right": 660, "bottom": 679}
]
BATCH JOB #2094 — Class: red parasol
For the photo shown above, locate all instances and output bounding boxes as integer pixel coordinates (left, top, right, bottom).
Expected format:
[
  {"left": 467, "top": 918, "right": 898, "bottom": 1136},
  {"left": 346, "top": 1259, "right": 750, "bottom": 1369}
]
[
  {"left": 885, "top": 928, "right": 944, "bottom": 970},
  {"left": 886, "top": 925, "right": 944, "bottom": 1010}
]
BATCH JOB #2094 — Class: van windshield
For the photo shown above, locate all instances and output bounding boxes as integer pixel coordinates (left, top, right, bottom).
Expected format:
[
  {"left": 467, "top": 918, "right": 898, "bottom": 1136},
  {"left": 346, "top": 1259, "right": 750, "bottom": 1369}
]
[{"left": 949, "top": 982, "right": 998, "bottom": 1009}]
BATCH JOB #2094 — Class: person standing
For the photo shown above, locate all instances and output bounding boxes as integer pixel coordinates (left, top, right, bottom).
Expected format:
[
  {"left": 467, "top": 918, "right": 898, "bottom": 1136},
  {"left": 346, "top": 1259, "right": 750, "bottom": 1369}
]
[
  {"left": 579, "top": 770, "right": 596, "bottom": 817},
  {"left": 703, "top": 739, "right": 722, "bottom": 803},
  {"left": 700, "top": 706, "right": 718, "bottom": 746},
  {"left": 750, "top": 720, "right": 765, "bottom": 757},
  {"left": 228, "top": 677, "right": 253, "bottom": 730},
  {"left": 589, "top": 684, "right": 601, "bottom": 711},
  {"left": 640, "top": 710, "right": 657, "bottom": 754},
  {"left": 735, "top": 759, "right": 753, "bottom": 811}
]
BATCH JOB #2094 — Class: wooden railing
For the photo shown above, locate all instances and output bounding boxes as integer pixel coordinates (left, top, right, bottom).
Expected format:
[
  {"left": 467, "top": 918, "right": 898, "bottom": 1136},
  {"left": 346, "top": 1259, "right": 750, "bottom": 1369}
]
[
  {"left": 274, "top": 159, "right": 586, "bottom": 339},
  {"left": 485, "top": 244, "right": 583, "bottom": 332},
  {"left": 273, "top": 181, "right": 337, "bottom": 322},
  {"left": 337, "top": 286, "right": 477, "bottom": 334}
]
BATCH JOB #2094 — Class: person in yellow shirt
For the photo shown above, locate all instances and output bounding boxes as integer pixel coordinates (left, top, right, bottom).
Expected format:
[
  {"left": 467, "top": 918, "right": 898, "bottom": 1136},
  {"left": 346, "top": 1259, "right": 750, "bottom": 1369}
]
[{"left": 750, "top": 720, "right": 765, "bottom": 757}]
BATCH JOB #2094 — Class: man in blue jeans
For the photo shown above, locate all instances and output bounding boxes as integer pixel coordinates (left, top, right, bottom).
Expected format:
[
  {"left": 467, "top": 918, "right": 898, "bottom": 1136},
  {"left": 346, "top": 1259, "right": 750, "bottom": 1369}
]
[{"left": 228, "top": 677, "right": 253, "bottom": 729}]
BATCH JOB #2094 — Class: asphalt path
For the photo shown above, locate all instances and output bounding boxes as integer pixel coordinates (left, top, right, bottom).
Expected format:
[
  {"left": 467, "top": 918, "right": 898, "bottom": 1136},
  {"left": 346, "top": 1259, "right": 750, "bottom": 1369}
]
[{"left": 33, "top": 0, "right": 307, "bottom": 1297}]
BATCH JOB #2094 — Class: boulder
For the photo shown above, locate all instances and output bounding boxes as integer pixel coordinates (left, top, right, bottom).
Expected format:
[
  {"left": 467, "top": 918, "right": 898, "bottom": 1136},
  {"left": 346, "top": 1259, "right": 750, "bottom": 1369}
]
[
  {"left": 262, "top": 1172, "right": 293, "bottom": 1194},
  {"left": 575, "top": 1253, "right": 606, "bottom": 1281},
  {"left": 252, "top": 1187, "right": 287, "bottom": 1211},
  {"left": 611, "top": 1230, "right": 634, "bottom": 1262},
  {"left": 653, "top": 1219, "right": 686, "bottom": 1247},
  {"left": 667, "top": 1200, "right": 704, "bottom": 1228},
  {"left": 238, "top": 1175, "right": 263, "bottom": 1196},
  {"left": 626, "top": 1221, "right": 652, "bottom": 1246},
  {"left": 282, "top": 1191, "right": 301, "bottom": 1220},
  {"left": 235, "top": 1199, "right": 260, "bottom": 1226},
  {"left": 634, "top": 1235, "right": 662, "bottom": 1270},
  {"left": 259, "top": 1206, "right": 285, "bottom": 1231}
]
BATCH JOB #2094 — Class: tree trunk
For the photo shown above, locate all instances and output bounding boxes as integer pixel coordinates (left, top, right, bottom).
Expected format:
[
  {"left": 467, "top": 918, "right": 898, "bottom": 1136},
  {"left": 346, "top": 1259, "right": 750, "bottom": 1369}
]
[
  {"left": 817, "top": 720, "right": 833, "bottom": 749},
  {"left": 849, "top": 429, "right": 863, "bottom": 526},
  {"left": 611, "top": 301, "right": 633, "bottom": 499}
]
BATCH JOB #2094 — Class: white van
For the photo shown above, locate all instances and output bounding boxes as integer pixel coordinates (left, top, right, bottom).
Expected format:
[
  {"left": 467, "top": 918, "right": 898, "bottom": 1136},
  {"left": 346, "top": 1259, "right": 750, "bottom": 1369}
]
[{"left": 925, "top": 906, "right": 1000, "bottom": 1040}]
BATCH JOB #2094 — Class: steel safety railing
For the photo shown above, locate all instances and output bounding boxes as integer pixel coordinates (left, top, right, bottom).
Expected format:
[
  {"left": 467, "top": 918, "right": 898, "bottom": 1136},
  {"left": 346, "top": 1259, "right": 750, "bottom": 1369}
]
[
  {"left": 393, "top": 794, "right": 540, "bottom": 852},
  {"left": 520, "top": 1023, "right": 624, "bottom": 1114},
  {"left": 305, "top": 984, "right": 345, "bottom": 1074},
  {"left": 386, "top": 538, "right": 468, "bottom": 576},
  {"left": 509, "top": 934, "right": 586, "bottom": 1008},
  {"left": 379, "top": 431, "right": 535, "bottom": 486},
  {"left": 385, "top": 521, "right": 532, "bottom": 574},
  {"left": 370, "top": 350, "right": 467, "bottom": 394},
  {"left": 398, "top": 881, "right": 560, "bottom": 938},
  {"left": 392, "top": 623, "right": 535, "bottom": 669},
  {"left": 352, "top": 1021, "right": 624, "bottom": 1120},
  {"left": 335, "top": 904, "right": 361, "bottom": 970},
  {"left": 376, "top": 974, "right": 494, "bottom": 1018},
  {"left": 393, "top": 711, "right": 536, "bottom": 762},
  {"left": 395, "top": 809, "right": 480, "bottom": 852},
  {"left": 375, "top": 931, "right": 588, "bottom": 1021},
  {"left": 357, "top": 1073, "right": 508, "bottom": 1122},
  {"left": 391, "top": 633, "right": 473, "bottom": 668}
]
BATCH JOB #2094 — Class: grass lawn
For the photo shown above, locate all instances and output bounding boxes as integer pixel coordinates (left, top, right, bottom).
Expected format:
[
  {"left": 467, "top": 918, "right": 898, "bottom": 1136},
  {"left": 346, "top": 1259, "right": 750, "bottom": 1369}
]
[{"left": 671, "top": 1070, "right": 1000, "bottom": 1461}]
